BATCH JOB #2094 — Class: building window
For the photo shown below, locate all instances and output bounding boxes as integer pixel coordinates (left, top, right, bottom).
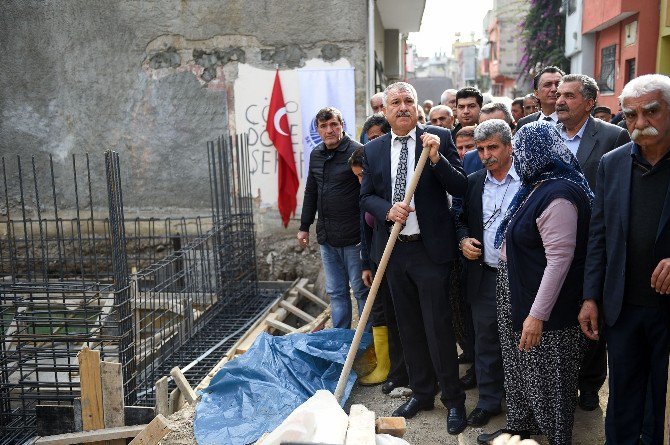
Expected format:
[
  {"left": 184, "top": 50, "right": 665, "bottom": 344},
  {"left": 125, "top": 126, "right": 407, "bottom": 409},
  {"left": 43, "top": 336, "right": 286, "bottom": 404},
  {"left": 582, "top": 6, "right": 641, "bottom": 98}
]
[
  {"left": 599, "top": 45, "right": 616, "bottom": 93},
  {"left": 625, "top": 58, "right": 636, "bottom": 84},
  {"left": 624, "top": 21, "right": 637, "bottom": 46}
]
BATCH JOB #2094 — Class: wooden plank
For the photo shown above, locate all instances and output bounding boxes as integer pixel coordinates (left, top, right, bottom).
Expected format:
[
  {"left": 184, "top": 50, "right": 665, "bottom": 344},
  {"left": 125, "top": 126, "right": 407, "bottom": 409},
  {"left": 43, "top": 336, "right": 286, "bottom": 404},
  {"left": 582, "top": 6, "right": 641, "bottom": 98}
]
[
  {"left": 100, "top": 361, "right": 125, "bottom": 445},
  {"left": 196, "top": 357, "right": 229, "bottom": 393},
  {"left": 170, "top": 367, "right": 198, "bottom": 405},
  {"left": 278, "top": 300, "right": 315, "bottom": 323},
  {"left": 154, "top": 377, "right": 169, "bottom": 417},
  {"left": 344, "top": 404, "right": 376, "bottom": 445},
  {"left": 295, "top": 308, "right": 331, "bottom": 334},
  {"left": 295, "top": 285, "right": 328, "bottom": 308},
  {"left": 168, "top": 387, "right": 184, "bottom": 414},
  {"left": 265, "top": 316, "right": 297, "bottom": 334},
  {"left": 77, "top": 347, "right": 105, "bottom": 443},
  {"left": 127, "top": 414, "right": 170, "bottom": 445},
  {"left": 36, "top": 405, "right": 75, "bottom": 436},
  {"left": 124, "top": 407, "right": 155, "bottom": 426},
  {"left": 375, "top": 417, "right": 406, "bottom": 437},
  {"left": 35, "top": 424, "right": 146, "bottom": 445}
]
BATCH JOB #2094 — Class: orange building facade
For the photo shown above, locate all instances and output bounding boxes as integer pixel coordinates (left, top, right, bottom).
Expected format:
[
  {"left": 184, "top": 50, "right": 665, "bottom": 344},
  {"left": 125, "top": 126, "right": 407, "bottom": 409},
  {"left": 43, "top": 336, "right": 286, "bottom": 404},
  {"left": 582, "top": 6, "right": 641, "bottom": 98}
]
[{"left": 582, "top": 0, "right": 660, "bottom": 110}]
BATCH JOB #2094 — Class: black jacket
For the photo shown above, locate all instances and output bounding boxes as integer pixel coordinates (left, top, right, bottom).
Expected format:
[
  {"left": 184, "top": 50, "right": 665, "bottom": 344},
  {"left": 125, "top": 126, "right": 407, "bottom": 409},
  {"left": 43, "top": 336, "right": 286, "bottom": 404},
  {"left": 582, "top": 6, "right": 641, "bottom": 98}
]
[
  {"left": 360, "top": 124, "right": 467, "bottom": 265},
  {"left": 583, "top": 143, "right": 670, "bottom": 326},
  {"left": 299, "top": 135, "right": 362, "bottom": 247},
  {"left": 455, "top": 169, "right": 487, "bottom": 302},
  {"left": 515, "top": 111, "right": 540, "bottom": 130}
]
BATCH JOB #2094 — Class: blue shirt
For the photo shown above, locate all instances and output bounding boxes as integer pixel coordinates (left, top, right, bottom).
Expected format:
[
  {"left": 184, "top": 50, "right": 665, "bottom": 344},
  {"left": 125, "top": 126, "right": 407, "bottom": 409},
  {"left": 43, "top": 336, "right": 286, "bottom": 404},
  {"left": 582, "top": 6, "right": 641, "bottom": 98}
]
[
  {"left": 558, "top": 118, "right": 589, "bottom": 157},
  {"left": 482, "top": 164, "right": 521, "bottom": 267}
]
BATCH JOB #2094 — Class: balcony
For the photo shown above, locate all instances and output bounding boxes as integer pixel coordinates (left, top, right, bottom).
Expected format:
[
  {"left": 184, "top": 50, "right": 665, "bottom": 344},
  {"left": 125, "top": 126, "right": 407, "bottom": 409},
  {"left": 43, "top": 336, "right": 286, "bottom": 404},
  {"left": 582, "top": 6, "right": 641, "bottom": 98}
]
[
  {"left": 377, "top": 0, "right": 426, "bottom": 33},
  {"left": 583, "top": 0, "right": 638, "bottom": 33}
]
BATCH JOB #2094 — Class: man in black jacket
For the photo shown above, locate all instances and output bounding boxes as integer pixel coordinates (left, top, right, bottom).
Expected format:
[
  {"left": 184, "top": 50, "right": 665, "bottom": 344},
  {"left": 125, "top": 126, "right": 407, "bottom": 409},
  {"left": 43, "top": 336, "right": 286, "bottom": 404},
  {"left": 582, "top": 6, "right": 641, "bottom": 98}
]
[
  {"left": 456, "top": 120, "right": 520, "bottom": 431},
  {"left": 297, "top": 107, "right": 368, "bottom": 329}
]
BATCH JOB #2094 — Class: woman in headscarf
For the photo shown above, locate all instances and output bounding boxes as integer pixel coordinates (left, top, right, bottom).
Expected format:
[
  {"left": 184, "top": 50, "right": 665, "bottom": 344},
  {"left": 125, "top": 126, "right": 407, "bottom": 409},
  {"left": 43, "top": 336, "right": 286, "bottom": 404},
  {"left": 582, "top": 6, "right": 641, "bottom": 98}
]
[{"left": 477, "top": 121, "right": 593, "bottom": 445}]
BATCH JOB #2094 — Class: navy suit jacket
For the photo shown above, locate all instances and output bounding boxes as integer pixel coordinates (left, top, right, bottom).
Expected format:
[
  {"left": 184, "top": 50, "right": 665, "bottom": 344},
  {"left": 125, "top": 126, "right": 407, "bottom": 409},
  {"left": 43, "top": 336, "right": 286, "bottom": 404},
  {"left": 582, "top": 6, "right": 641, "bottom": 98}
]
[
  {"left": 463, "top": 149, "right": 484, "bottom": 175},
  {"left": 583, "top": 143, "right": 670, "bottom": 326},
  {"left": 360, "top": 124, "right": 467, "bottom": 265}
]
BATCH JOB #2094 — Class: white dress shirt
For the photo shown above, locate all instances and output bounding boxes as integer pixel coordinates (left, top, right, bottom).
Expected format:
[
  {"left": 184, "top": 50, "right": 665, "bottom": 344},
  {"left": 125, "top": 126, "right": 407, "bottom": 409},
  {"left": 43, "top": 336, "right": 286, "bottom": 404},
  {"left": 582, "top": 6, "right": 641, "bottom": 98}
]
[
  {"left": 558, "top": 118, "right": 589, "bottom": 157},
  {"left": 482, "top": 163, "right": 521, "bottom": 267},
  {"left": 539, "top": 111, "right": 559, "bottom": 126},
  {"left": 390, "top": 128, "right": 420, "bottom": 235}
]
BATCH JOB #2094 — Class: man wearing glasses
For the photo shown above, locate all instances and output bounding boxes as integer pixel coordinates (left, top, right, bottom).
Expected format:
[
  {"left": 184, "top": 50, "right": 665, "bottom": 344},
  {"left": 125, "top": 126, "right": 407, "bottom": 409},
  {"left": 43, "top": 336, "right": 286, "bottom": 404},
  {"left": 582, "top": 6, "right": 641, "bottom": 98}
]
[{"left": 455, "top": 119, "right": 521, "bottom": 427}]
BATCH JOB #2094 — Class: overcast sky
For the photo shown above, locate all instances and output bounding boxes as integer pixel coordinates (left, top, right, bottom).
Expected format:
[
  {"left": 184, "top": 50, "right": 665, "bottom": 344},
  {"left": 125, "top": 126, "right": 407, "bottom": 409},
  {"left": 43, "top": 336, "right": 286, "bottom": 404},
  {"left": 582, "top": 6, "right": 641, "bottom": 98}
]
[{"left": 407, "top": 0, "right": 494, "bottom": 57}]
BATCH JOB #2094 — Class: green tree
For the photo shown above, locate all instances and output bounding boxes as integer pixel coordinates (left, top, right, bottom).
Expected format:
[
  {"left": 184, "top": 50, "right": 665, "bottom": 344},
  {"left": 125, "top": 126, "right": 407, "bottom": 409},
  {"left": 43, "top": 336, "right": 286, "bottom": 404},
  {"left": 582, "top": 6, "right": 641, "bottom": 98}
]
[{"left": 520, "top": 0, "right": 570, "bottom": 79}]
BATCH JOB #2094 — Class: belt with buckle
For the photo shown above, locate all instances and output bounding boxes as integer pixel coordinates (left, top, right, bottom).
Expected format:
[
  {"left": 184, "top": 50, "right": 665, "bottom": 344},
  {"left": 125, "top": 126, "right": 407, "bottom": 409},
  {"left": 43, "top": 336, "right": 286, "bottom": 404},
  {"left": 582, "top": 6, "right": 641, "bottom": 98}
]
[
  {"left": 397, "top": 233, "right": 422, "bottom": 242},
  {"left": 482, "top": 263, "right": 498, "bottom": 272}
]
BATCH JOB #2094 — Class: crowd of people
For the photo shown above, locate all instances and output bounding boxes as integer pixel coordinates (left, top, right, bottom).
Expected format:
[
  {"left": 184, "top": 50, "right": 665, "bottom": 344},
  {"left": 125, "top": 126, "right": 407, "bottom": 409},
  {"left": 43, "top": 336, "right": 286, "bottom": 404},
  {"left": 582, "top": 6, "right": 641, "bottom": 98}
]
[{"left": 297, "top": 68, "right": 670, "bottom": 445}]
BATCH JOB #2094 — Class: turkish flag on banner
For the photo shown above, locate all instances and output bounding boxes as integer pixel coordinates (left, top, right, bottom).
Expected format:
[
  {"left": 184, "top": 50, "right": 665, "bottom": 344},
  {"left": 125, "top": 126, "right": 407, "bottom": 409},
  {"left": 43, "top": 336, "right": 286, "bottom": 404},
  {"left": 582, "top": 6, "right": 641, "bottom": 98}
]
[{"left": 266, "top": 70, "right": 299, "bottom": 227}]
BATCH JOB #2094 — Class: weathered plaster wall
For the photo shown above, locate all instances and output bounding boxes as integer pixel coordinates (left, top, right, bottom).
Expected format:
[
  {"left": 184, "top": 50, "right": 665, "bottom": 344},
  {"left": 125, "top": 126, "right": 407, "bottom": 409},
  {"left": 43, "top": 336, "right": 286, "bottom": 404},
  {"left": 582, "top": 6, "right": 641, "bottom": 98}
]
[{"left": 0, "top": 0, "right": 367, "bottom": 215}]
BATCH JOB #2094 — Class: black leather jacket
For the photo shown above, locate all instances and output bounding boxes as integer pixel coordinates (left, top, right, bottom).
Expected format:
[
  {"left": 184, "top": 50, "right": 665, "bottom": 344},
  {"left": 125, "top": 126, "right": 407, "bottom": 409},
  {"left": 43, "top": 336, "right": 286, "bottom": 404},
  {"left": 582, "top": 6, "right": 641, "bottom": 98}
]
[{"left": 299, "top": 135, "right": 362, "bottom": 247}]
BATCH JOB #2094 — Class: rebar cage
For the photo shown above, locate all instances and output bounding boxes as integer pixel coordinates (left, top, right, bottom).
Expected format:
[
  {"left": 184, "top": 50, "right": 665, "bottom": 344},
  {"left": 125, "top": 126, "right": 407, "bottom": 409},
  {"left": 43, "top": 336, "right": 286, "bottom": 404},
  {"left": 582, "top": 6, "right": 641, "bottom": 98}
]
[{"left": 0, "top": 134, "right": 269, "bottom": 444}]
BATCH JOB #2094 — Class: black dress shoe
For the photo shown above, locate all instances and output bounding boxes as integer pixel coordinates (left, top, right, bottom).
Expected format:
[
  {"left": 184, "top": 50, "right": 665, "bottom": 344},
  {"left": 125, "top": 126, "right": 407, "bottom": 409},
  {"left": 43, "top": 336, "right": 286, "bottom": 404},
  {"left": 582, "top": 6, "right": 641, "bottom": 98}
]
[
  {"left": 458, "top": 352, "right": 474, "bottom": 364},
  {"left": 391, "top": 396, "right": 434, "bottom": 419},
  {"left": 467, "top": 407, "right": 499, "bottom": 427},
  {"left": 381, "top": 379, "right": 409, "bottom": 395},
  {"left": 477, "top": 429, "right": 531, "bottom": 444},
  {"left": 460, "top": 365, "right": 477, "bottom": 389},
  {"left": 447, "top": 405, "right": 467, "bottom": 435},
  {"left": 578, "top": 391, "right": 599, "bottom": 411}
]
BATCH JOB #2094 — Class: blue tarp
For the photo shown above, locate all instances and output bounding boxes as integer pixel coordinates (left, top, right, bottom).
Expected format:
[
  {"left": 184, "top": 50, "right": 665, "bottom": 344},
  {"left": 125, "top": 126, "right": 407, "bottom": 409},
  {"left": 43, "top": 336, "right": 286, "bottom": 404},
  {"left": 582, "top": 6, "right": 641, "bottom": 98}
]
[{"left": 194, "top": 329, "right": 371, "bottom": 445}]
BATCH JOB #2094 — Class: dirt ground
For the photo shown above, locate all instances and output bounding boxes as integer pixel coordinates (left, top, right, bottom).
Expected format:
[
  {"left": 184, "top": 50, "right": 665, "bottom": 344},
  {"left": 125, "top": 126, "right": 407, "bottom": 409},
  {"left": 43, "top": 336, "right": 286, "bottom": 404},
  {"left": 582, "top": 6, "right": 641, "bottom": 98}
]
[
  {"left": 346, "top": 366, "right": 608, "bottom": 445},
  {"left": 160, "top": 365, "right": 608, "bottom": 445}
]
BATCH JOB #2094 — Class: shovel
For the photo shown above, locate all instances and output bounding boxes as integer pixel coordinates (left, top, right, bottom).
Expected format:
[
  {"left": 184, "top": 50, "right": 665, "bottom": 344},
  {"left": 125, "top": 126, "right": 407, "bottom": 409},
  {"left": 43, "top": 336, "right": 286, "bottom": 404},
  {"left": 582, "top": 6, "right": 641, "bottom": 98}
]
[{"left": 334, "top": 143, "right": 431, "bottom": 402}]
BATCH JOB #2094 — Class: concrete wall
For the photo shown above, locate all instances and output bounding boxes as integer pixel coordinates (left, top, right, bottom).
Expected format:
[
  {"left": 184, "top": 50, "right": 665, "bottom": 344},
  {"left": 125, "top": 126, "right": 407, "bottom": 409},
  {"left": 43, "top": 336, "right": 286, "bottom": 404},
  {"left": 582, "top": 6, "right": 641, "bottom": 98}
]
[{"left": 0, "top": 0, "right": 367, "bottom": 216}]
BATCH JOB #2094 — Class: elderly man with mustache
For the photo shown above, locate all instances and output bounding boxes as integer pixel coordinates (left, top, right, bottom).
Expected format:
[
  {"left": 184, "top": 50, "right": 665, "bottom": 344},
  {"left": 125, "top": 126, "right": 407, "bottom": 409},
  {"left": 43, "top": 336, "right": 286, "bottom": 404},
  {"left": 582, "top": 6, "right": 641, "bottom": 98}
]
[
  {"left": 360, "top": 81, "right": 468, "bottom": 434},
  {"left": 579, "top": 74, "right": 670, "bottom": 444}
]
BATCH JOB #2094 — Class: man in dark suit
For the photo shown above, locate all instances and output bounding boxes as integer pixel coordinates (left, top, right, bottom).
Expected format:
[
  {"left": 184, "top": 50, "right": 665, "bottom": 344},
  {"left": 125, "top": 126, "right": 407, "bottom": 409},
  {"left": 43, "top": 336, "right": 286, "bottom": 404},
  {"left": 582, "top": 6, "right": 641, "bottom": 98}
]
[
  {"left": 360, "top": 81, "right": 468, "bottom": 434},
  {"left": 555, "top": 74, "right": 630, "bottom": 411},
  {"left": 579, "top": 74, "right": 670, "bottom": 445},
  {"left": 516, "top": 66, "right": 565, "bottom": 130},
  {"left": 456, "top": 119, "right": 521, "bottom": 429}
]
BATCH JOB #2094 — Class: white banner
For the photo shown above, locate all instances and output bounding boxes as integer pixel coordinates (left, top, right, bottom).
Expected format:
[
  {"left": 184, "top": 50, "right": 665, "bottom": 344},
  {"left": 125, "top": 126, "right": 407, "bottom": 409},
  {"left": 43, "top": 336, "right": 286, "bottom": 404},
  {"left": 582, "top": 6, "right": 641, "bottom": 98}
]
[{"left": 297, "top": 67, "right": 356, "bottom": 179}]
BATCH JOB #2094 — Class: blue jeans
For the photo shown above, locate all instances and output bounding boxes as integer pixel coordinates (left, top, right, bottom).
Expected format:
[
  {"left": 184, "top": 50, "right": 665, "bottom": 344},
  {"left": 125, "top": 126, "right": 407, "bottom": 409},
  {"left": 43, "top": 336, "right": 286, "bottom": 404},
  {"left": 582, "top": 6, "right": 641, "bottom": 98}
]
[{"left": 319, "top": 243, "right": 369, "bottom": 329}]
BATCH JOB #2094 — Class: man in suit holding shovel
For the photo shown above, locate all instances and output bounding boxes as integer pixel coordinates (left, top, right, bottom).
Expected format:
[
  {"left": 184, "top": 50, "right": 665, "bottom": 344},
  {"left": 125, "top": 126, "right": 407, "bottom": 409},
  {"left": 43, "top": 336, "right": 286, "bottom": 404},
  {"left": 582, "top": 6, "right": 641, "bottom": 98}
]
[{"left": 360, "top": 81, "right": 468, "bottom": 434}]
